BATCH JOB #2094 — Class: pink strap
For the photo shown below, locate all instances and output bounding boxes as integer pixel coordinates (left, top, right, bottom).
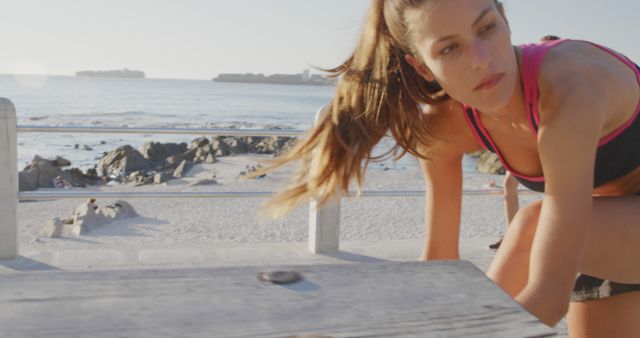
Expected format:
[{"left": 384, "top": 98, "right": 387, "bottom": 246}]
[
  {"left": 521, "top": 44, "right": 537, "bottom": 134},
  {"left": 522, "top": 39, "right": 640, "bottom": 144},
  {"left": 521, "top": 39, "right": 571, "bottom": 134}
]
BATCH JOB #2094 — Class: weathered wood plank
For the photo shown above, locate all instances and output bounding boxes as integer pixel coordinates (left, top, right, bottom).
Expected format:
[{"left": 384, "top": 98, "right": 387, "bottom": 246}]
[{"left": 0, "top": 261, "right": 556, "bottom": 337}]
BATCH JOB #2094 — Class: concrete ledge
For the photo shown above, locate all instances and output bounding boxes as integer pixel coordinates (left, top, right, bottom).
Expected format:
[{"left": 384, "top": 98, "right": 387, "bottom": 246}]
[{"left": 0, "top": 238, "right": 497, "bottom": 273}]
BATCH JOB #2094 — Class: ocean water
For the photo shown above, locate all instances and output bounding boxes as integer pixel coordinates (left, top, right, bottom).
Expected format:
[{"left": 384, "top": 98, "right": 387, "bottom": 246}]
[{"left": 1, "top": 74, "right": 476, "bottom": 173}]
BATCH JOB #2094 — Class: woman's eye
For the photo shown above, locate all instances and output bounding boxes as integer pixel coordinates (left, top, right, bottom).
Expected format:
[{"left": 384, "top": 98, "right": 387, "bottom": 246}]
[
  {"left": 440, "top": 44, "right": 458, "bottom": 55},
  {"left": 480, "top": 22, "right": 496, "bottom": 35}
]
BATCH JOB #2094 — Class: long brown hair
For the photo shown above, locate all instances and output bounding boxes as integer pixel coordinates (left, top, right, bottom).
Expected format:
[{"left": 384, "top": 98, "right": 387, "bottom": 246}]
[{"left": 261, "top": 0, "right": 499, "bottom": 219}]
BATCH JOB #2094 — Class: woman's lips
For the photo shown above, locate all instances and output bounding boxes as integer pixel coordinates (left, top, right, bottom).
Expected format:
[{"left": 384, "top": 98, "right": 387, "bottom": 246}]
[{"left": 474, "top": 73, "right": 504, "bottom": 91}]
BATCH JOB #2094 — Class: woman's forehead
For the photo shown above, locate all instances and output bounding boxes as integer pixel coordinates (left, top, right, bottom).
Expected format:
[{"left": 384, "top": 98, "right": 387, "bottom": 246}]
[{"left": 408, "top": 0, "right": 497, "bottom": 43}]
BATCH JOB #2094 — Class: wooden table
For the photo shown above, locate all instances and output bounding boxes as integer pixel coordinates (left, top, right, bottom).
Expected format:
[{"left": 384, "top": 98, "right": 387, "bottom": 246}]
[{"left": 0, "top": 260, "right": 556, "bottom": 337}]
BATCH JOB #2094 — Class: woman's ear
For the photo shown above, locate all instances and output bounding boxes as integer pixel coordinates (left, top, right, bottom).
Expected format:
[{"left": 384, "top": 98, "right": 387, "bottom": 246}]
[{"left": 404, "top": 54, "right": 436, "bottom": 82}]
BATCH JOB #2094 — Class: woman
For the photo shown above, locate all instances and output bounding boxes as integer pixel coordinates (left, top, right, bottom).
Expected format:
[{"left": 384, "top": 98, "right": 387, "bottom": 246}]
[
  {"left": 263, "top": 0, "right": 640, "bottom": 334},
  {"left": 487, "top": 171, "right": 520, "bottom": 250}
]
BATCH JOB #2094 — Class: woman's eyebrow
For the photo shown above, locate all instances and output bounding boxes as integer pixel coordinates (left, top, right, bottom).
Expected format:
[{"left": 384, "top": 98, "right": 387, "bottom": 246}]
[
  {"left": 433, "top": 6, "right": 495, "bottom": 45},
  {"left": 472, "top": 7, "right": 494, "bottom": 27}
]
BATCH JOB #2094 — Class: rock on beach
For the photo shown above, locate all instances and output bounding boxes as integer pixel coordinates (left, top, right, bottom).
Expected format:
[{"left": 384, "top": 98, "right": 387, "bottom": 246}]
[{"left": 18, "top": 135, "right": 297, "bottom": 191}]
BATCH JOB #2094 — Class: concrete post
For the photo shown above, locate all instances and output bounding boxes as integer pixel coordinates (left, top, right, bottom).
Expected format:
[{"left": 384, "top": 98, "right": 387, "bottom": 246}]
[
  {"left": 309, "top": 105, "right": 341, "bottom": 254},
  {"left": 309, "top": 198, "right": 341, "bottom": 254},
  {"left": 0, "top": 98, "right": 18, "bottom": 259}
]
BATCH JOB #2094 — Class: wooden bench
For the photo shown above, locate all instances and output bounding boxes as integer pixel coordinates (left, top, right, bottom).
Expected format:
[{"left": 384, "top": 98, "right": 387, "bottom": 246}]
[{"left": 0, "top": 260, "right": 555, "bottom": 337}]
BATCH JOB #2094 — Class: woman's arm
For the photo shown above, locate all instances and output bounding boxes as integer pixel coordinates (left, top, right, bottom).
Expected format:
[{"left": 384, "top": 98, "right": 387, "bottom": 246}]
[
  {"left": 514, "top": 46, "right": 613, "bottom": 326},
  {"left": 418, "top": 101, "right": 481, "bottom": 261},
  {"left": 419, "top": 152, "right": 464, "bottom": 260}
]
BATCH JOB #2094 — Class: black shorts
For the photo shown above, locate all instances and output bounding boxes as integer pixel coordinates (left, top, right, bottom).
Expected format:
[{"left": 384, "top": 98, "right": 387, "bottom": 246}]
[
  {"left": 571, "top": 191, "right": 640, "bottom": 302},
  {"left": 571, "top": 274, "right": 640, "bottom": 302}
]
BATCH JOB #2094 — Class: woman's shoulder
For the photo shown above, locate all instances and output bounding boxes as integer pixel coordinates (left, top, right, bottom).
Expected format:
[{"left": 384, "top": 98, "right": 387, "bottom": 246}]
[
  {"left": 419, "top": 99, "right": 483, "bottom": 158},
  {"left": 537, "top": 40, "right": 635, "bottom": 124},
  {"left": 538, "top": 40, "right": 637, "bottom": 97}
]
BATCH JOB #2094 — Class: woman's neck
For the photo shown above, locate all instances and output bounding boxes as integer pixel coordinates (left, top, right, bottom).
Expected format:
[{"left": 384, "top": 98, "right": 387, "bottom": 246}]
[{"left": 479, "top": 45, "right": 529, "bottom": 131}]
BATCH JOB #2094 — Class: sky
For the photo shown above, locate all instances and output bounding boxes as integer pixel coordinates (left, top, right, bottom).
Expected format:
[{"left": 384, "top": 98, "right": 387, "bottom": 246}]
[{"left": 0, "top": 0, "right": 637, "bottom": 80}]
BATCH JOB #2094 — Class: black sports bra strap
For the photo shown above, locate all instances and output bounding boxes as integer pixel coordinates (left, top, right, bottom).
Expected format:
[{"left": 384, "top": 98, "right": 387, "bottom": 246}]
[{"left": 465, "top": 108, "right": 495, "bottom": 153}]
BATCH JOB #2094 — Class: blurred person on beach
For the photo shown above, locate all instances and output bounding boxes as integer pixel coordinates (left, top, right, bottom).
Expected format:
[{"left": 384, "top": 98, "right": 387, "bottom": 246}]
[
  {"left": 486, "top": 171, "right": 519, "bottom": 250},
  {"left": 260, "top": 0, "right": 640, "bottom": 334}
]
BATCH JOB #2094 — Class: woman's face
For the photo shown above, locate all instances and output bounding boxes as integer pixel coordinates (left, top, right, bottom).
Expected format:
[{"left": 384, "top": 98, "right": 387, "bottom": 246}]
[{"left": 409, "top": 0, "right": 517, "bottom": 114}]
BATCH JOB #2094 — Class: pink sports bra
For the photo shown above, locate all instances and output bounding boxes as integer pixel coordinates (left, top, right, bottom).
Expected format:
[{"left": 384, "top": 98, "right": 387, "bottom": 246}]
[{"left": 462, "top": 39, "right": 640, "bottom": 192}]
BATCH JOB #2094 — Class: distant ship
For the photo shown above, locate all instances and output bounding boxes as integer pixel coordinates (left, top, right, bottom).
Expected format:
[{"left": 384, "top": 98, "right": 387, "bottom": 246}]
[
  {"left": 76, "top": 68, "right": 145, "bottom": 79},
  {"left": 213, "top": 70, "right": 336, "bottom": 86}
]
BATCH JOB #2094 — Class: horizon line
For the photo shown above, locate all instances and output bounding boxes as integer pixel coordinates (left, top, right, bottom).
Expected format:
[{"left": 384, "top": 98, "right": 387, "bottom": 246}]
[{"left": 0, "top": 70, "right": 331, "bottom": 82}]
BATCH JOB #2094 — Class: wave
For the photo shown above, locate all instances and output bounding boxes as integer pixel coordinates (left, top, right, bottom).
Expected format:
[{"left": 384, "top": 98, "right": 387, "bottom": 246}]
[
  {"left": 202, "top": 121, "right": 303, "bottom": 130},
  {"left": 21, "top": 111, "right": 183, "bottom": 121},
  {"left": 21, "top": 118, "right": 307, "bottom": 131},
  {"left": 27, "top": 115, "right": 50, "bottom": 121}
]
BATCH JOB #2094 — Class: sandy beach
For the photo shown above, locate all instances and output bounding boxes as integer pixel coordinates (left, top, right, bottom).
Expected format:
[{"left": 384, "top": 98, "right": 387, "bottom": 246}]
[
  {"left": 12, "top": 154, "right": 542, "bottom": 264},
  {"left": 7, "top": 154, "right": 570, "bottom": 335}
]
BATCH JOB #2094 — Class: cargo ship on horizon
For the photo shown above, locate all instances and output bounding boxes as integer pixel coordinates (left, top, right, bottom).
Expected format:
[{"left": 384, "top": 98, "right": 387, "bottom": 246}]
[
  {"left": 213, "top": 69, "right": 335, "bottom": 86},
  {"left": 76, "top": 68, "right": 145, "bottom": 79}
]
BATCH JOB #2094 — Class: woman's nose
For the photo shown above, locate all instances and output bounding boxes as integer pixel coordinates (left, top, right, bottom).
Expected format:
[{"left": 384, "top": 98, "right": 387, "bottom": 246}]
[{"left": 470, "top": 40, "right": 492, "bottom": 69}]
